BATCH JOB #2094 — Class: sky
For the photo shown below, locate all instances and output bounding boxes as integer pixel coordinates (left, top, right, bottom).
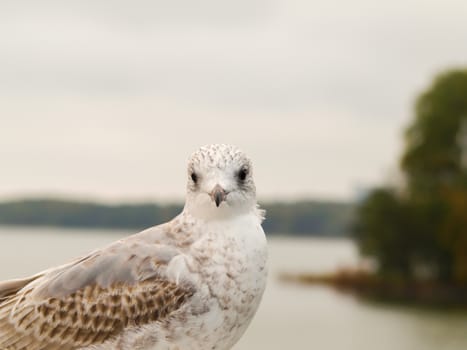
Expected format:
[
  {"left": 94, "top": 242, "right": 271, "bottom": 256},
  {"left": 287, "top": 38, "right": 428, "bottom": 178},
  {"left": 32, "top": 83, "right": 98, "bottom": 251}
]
[{"left": 0, "top": 0, "right": 467, "bottom": 202}]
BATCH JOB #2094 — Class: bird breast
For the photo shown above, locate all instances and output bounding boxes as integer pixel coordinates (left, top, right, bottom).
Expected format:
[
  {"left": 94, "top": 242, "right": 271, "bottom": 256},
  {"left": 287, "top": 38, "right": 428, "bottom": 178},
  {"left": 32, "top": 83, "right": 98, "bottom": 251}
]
[{"left": 181, "top": 214, "right": 268, "bottom": 347}]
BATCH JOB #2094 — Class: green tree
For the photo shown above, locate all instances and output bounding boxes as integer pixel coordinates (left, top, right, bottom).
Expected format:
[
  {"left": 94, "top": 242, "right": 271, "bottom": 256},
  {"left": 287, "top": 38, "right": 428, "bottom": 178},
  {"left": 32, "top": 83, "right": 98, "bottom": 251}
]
[
  {"left": 355, "top": 69, "right": 467, "bottom": 286},
  {"left": 354, "top": 189, "right": 412, "bottom": 277},
  {"left": 402, "top": 69, "right": 467, "bottom": 198}
]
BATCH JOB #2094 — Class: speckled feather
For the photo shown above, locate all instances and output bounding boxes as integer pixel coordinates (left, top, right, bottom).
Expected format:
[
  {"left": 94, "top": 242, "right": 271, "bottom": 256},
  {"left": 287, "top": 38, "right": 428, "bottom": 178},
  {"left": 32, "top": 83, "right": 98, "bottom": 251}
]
[{"left": 0, "top": 144, "right": 268, "bottom": 350}]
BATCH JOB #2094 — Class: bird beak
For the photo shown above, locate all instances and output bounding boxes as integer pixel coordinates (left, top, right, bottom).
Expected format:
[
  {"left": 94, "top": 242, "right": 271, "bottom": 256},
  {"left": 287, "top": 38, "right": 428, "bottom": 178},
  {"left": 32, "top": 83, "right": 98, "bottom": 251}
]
[{"left": 210, "top": 184, "right": 227, "bottom": 207}]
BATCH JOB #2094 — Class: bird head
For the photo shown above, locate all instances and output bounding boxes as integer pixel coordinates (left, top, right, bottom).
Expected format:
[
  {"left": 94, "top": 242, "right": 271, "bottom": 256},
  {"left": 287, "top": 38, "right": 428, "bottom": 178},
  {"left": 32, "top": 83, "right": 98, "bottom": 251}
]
[{"left": 184, "top": 144, "right": 257, "bottom": 220}]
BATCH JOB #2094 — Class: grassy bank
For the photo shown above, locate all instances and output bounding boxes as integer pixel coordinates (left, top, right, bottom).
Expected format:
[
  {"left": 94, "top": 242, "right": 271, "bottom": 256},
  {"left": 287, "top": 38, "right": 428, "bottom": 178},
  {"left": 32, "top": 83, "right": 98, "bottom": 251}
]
[{"left": 280, "top": 269, "right": 467, "bottom": 307}]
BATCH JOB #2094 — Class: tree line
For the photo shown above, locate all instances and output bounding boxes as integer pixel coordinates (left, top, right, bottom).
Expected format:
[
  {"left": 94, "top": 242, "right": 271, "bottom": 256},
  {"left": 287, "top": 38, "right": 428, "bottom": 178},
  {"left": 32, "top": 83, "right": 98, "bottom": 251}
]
[{"left": 0, "top": 198, "right": 354, "bottom": 237}]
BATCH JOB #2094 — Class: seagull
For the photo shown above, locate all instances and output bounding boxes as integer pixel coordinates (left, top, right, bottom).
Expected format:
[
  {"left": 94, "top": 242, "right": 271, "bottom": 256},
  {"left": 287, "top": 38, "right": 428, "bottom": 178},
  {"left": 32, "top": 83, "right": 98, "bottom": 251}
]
[{"left": 0, "top": 144, "right": 268, "bottom": 350}]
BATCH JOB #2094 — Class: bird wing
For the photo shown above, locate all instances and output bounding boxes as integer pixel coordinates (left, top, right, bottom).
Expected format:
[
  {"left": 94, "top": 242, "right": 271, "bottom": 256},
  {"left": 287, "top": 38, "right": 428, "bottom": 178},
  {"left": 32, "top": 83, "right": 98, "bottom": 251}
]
[{"left": 0, "top": 224, "right": 195, "bottom": 350}]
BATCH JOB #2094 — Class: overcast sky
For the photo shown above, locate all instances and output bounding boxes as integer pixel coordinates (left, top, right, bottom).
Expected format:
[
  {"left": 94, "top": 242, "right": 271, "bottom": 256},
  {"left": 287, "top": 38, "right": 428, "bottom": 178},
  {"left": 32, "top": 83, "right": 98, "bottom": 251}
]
[{"left": 1, "top": 0, "right": 466, "bottom": 202}]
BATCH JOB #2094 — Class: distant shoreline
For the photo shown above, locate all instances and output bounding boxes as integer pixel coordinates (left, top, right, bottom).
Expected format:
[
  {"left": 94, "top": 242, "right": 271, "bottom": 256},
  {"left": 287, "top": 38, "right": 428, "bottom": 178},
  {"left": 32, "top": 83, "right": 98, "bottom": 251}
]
[{"left": 0, "top": 198, "right": 354, "bottom": 237}]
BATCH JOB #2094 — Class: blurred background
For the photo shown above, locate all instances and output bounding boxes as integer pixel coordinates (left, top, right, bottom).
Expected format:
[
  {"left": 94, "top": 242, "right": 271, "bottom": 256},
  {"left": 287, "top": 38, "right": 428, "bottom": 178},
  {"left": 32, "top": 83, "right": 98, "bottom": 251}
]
[{"left": 1, "top": 0, "right": 467, "bottom": 348}]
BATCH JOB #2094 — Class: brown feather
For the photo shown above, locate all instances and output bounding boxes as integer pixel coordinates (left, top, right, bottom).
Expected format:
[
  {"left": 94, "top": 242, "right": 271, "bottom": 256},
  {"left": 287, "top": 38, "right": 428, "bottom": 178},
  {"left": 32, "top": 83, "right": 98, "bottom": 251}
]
[
  {"left": 0, "top": 276, "right": 41, "bottom": 301},
  {"left": 0, "top": 277, "right": 193, "bottom": 349}
]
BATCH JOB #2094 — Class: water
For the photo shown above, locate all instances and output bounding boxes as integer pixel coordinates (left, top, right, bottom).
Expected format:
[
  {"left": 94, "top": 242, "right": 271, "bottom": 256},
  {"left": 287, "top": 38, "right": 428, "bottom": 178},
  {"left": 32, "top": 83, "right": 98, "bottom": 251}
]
[{"left": 0, "top": 226, "right": 466, "bottom": 349}]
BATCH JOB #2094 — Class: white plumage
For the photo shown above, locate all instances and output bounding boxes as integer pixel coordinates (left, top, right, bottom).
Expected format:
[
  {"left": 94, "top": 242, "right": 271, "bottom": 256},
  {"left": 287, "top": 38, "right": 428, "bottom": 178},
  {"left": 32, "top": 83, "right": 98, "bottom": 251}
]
[{"left": 0, "top": 144, "right": 268, "bottom": 350}]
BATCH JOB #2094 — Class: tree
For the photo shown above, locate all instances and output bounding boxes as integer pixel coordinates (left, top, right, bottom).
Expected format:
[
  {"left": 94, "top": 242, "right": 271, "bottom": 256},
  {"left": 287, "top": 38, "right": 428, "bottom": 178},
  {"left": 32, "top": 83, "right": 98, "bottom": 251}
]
[
  {"left": 354, "top": 189, "right": 412, "bottom": 277},
  {"left": 355, "top": 69, "right": 467, "bottom": 286},
  {"left": 402, "top": 69, "right": 467, "bottom": 198}
]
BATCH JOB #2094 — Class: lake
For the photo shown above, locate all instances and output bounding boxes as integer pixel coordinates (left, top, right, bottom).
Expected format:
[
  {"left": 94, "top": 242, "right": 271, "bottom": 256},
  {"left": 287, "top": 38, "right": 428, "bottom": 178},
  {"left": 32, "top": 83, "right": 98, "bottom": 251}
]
[{"left": 0, "top": 225, "right": 466, "bottom": 349}]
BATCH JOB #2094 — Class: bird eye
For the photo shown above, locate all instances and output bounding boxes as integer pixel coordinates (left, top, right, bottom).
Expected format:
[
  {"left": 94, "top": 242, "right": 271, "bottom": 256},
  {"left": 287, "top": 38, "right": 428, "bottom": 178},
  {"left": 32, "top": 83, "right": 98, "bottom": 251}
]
[
  {"left": 191, "top": 172, "right": 198, "bottom": 183},
  {"left": 238, "top": 168, "right": 248, "bottom": 181}
]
